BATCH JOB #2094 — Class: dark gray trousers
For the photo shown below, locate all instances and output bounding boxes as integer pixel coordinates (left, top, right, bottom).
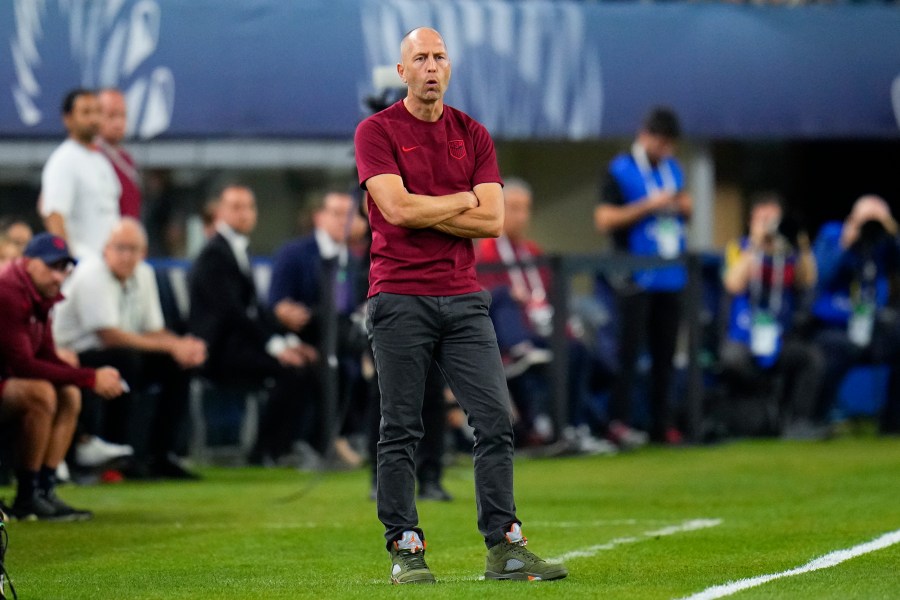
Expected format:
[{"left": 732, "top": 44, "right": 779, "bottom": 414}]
[{"left": 367, "top": 291, "right": 518, "bottom": 550}]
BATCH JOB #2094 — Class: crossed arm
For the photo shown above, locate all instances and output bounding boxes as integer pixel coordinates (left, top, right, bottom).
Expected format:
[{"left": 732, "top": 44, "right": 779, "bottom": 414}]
[{"left": 365, "top": 174, "right": 503, "bottom": 239}]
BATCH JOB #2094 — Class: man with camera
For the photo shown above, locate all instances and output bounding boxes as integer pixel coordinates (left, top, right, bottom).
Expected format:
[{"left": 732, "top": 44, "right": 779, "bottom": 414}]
[
  {"left": 720, "top": 192, "right": 823, "bottom": 438},
  {"left": 811, "top": 195, "right": 900, "bottom": 434}
]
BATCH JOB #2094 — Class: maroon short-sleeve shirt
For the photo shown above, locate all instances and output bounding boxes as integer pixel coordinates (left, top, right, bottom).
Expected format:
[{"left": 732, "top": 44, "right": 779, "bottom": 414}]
[{"left": 355, "top": 100, "right": 503, "bottom": 297}]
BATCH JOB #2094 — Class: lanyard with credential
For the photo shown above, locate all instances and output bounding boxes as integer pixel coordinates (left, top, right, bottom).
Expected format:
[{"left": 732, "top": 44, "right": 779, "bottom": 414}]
[
  {"left": 852, "top": 258, "right": 878, "bottom": 307},
  {"left": 747, "top": 249, "right": 785, "bottom": 361},
  {"left": 848, "top": 256, "right": 878, "bottom": 347},
  {"left": 495, "top": 236, "right": 546, "bottom": 303},
  {"left": 631, "top": 143, "right": 677, "bottom": 198},
  {"left": 748, "top": 250, "right": 785, "bottom": 317},
  {"left": 632, "top": 143, "right": 682, "bottom": 259}
]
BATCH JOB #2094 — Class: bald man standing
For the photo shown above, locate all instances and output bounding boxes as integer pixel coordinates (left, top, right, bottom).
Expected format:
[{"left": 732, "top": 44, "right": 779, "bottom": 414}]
[{"left": 355, "top": 27, "right": 567, "bottom": 584}]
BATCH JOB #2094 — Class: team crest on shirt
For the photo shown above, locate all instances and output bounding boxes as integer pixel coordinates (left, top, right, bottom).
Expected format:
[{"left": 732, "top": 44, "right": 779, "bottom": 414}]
[{"left": 448, "top": 139, "right": 466, "bottom": 160}]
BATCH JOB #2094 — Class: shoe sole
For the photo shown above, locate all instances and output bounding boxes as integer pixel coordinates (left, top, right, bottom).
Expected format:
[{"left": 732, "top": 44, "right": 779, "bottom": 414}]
[
  {"left": 391, "top": 574, "right": 436, "bottom": 584},
  {"left": 485, "top": 569, "right": 568, "bottom": 581},
  {"left": 8, "top": 511, "right": 91, "bottom": 523}
]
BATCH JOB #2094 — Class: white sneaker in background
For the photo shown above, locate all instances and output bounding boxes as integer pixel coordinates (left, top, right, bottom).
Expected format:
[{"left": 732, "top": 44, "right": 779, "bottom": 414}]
[
  {"left": 562, "top": 425, "right": 619, "bottom": 456},
  {"left": 56, "top": 461, "right": 71, "bottom": 483},
  {"left": 533, "top": 414, "right": 555, "bottom": 443},
  {"left": 574, "top": 425, "right": 619, "bottom": 456},
  {"left": 75, "top": 436, "right": 134, "bottom": 468},
  {"left": 608, "top": 420, "right": 649, "bottom": 450}
]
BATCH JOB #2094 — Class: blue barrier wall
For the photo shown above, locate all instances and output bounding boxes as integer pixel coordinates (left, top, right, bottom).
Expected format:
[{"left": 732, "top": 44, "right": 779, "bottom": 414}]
[{"left": 3, "top": 0, "right": 900, "bottom": 140}]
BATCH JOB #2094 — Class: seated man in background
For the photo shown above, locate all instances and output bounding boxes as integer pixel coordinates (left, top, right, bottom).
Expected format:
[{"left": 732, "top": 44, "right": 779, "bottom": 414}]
[
  {"left": 476, "top": 178, "right": 616, "bottom": 454},
  {"left": 268, "top": 190, "right": 369, "bottom": 467},
  {"left": 720, "top": 193, "right": 824, "bottom": 438},
  {"left": 53, "top": 218, "right": 206, "bottom": 479},
  {"left": 0, "top": 233, "right": 124, "bottom": 520},
  {"left": 811, "top": 195, "right": 900, "bottom": 434},
  {"left": 189, "top": 184, "right": 318, "bottom": 463}
]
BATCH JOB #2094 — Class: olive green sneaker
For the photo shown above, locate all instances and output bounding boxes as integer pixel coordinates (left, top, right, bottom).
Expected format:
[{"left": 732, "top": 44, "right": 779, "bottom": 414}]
[
  {"left": 485, "top": 524, "right": 568, "bottom": 581},
  {"left": 389, "top": 531, "right": 435, "bottom": 585}
]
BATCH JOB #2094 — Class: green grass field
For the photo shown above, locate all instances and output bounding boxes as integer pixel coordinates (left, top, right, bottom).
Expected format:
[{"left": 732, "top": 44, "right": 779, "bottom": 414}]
[{"left": 2, "top": 436, "right": 899, "bottom": 599}]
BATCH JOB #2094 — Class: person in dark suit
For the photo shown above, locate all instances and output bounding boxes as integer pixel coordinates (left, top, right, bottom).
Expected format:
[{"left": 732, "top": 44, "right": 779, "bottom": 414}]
[
  {"left": 270, "top": 192, "right": 367, "bottom": 349},
  {"left": 188, "top": 184, "right": 317, "bottom": 462},
  {"left": 269, "top": 190, "right": 369, "bottom": 467}
]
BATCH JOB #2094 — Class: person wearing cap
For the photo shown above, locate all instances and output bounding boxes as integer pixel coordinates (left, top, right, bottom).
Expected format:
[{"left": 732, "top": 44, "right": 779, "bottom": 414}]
[
  {"left": 39, "top": 89, "right": 121, "bottom": 259},
  {"left": 0, "top": 233, "right": 125, "bottom": 521},
  {"left": 594, "top": 106, "right": 692, "bottom": 447}
]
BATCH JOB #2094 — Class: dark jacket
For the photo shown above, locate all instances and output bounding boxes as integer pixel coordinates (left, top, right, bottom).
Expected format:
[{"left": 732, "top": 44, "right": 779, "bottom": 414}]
[
  {"left": 187, "top": 233, "right": 280, "bottom": 381},
  {"left": 0, "top": 260, "right": 95, "bottom": 387}
]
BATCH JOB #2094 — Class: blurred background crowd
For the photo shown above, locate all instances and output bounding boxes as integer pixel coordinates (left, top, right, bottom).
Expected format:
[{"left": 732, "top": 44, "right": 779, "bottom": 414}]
[{"left": 0, "top": 0, "right": 898, "bottom": 519}]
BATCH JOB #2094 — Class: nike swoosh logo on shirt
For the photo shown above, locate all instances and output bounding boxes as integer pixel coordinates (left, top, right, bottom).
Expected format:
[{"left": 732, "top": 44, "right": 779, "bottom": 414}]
[{"left": 401, "top": 145, "right": 419, "bottom": 152}]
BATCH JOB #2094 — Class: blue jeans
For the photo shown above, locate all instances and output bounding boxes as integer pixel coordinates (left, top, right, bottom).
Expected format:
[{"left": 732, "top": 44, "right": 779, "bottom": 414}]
[{"left": 367, "top": 291, "right": 518, "bottom": 549}]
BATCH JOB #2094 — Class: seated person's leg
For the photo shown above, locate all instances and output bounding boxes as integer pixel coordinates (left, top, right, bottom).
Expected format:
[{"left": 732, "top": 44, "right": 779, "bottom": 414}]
[
  {"left": 0, "top": 379, "right": 54, "bottom": 513},
  {"left": 73, "top": 349, "right": 138, "bottom": 468},
  {"left": 39, "top": 385, "right": 91, "bottom": 517},
  {"left": 506, "top": 368, "right": 554, "bottom": 445},
  {"left": 487, "top": 287, "right": 532, "bottom": 353},
  {"left": 487, "top": 288, "right": 552, "bottom": 378},
  {"left": 1, "top": 380, "right": 90, "bottom": 520},
  {"left": 812, "top": 328, "right": 862, "bottom": 421},
  {"left": 718, "top": 340, "right": 759, "bottom": 388},
  {"left": 142, "top": 352, "right": 197, "bottom": 477},
  {"left": 252, "top": 366, "right": 316, "bottom": 463},
  {"left": 873, "top": 320, "right": 900, "bottom": 434},
  {"left": 882, "top": 365, "right": 900, "bottom": 434},
  {"left": 776, "top": 339, "right": 826, "bottom": 435}
]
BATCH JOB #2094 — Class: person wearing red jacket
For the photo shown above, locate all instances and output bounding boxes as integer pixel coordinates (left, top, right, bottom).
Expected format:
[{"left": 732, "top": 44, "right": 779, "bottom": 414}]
[{"left": 0, "top": 233, "right": 124, "bottom": 521}]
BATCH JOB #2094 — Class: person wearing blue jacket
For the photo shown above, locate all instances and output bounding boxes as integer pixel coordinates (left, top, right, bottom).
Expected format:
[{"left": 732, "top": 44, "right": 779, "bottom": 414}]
[
  {"left": 720, "top": 193, "right": 823, "bottom": 437},
  {"left": 594, "top": 107, "right": 691, "bottom": 446},
  {"left": 812, "top": 195, "right": 900, "bottom": 434}
]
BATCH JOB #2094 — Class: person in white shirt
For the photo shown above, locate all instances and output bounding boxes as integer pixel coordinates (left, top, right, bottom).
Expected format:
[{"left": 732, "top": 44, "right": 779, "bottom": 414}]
[
  {"left": 40, "top": 89, "right": 121, "bottom": 259},
  {"left": 54, "top": 218, "right": 206, "bottom": 479}
]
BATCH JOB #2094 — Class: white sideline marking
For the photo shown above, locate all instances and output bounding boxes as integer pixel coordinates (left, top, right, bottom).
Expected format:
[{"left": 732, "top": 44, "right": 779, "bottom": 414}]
[
  {"left": 530, "top": 519, "right": 670, "bottom": 528},
  {"left": 548, "top": 518, "right": 723, "bottom": 563},
  {"left": 677, "top": 528, "right": 900, "bottom": 600}
]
